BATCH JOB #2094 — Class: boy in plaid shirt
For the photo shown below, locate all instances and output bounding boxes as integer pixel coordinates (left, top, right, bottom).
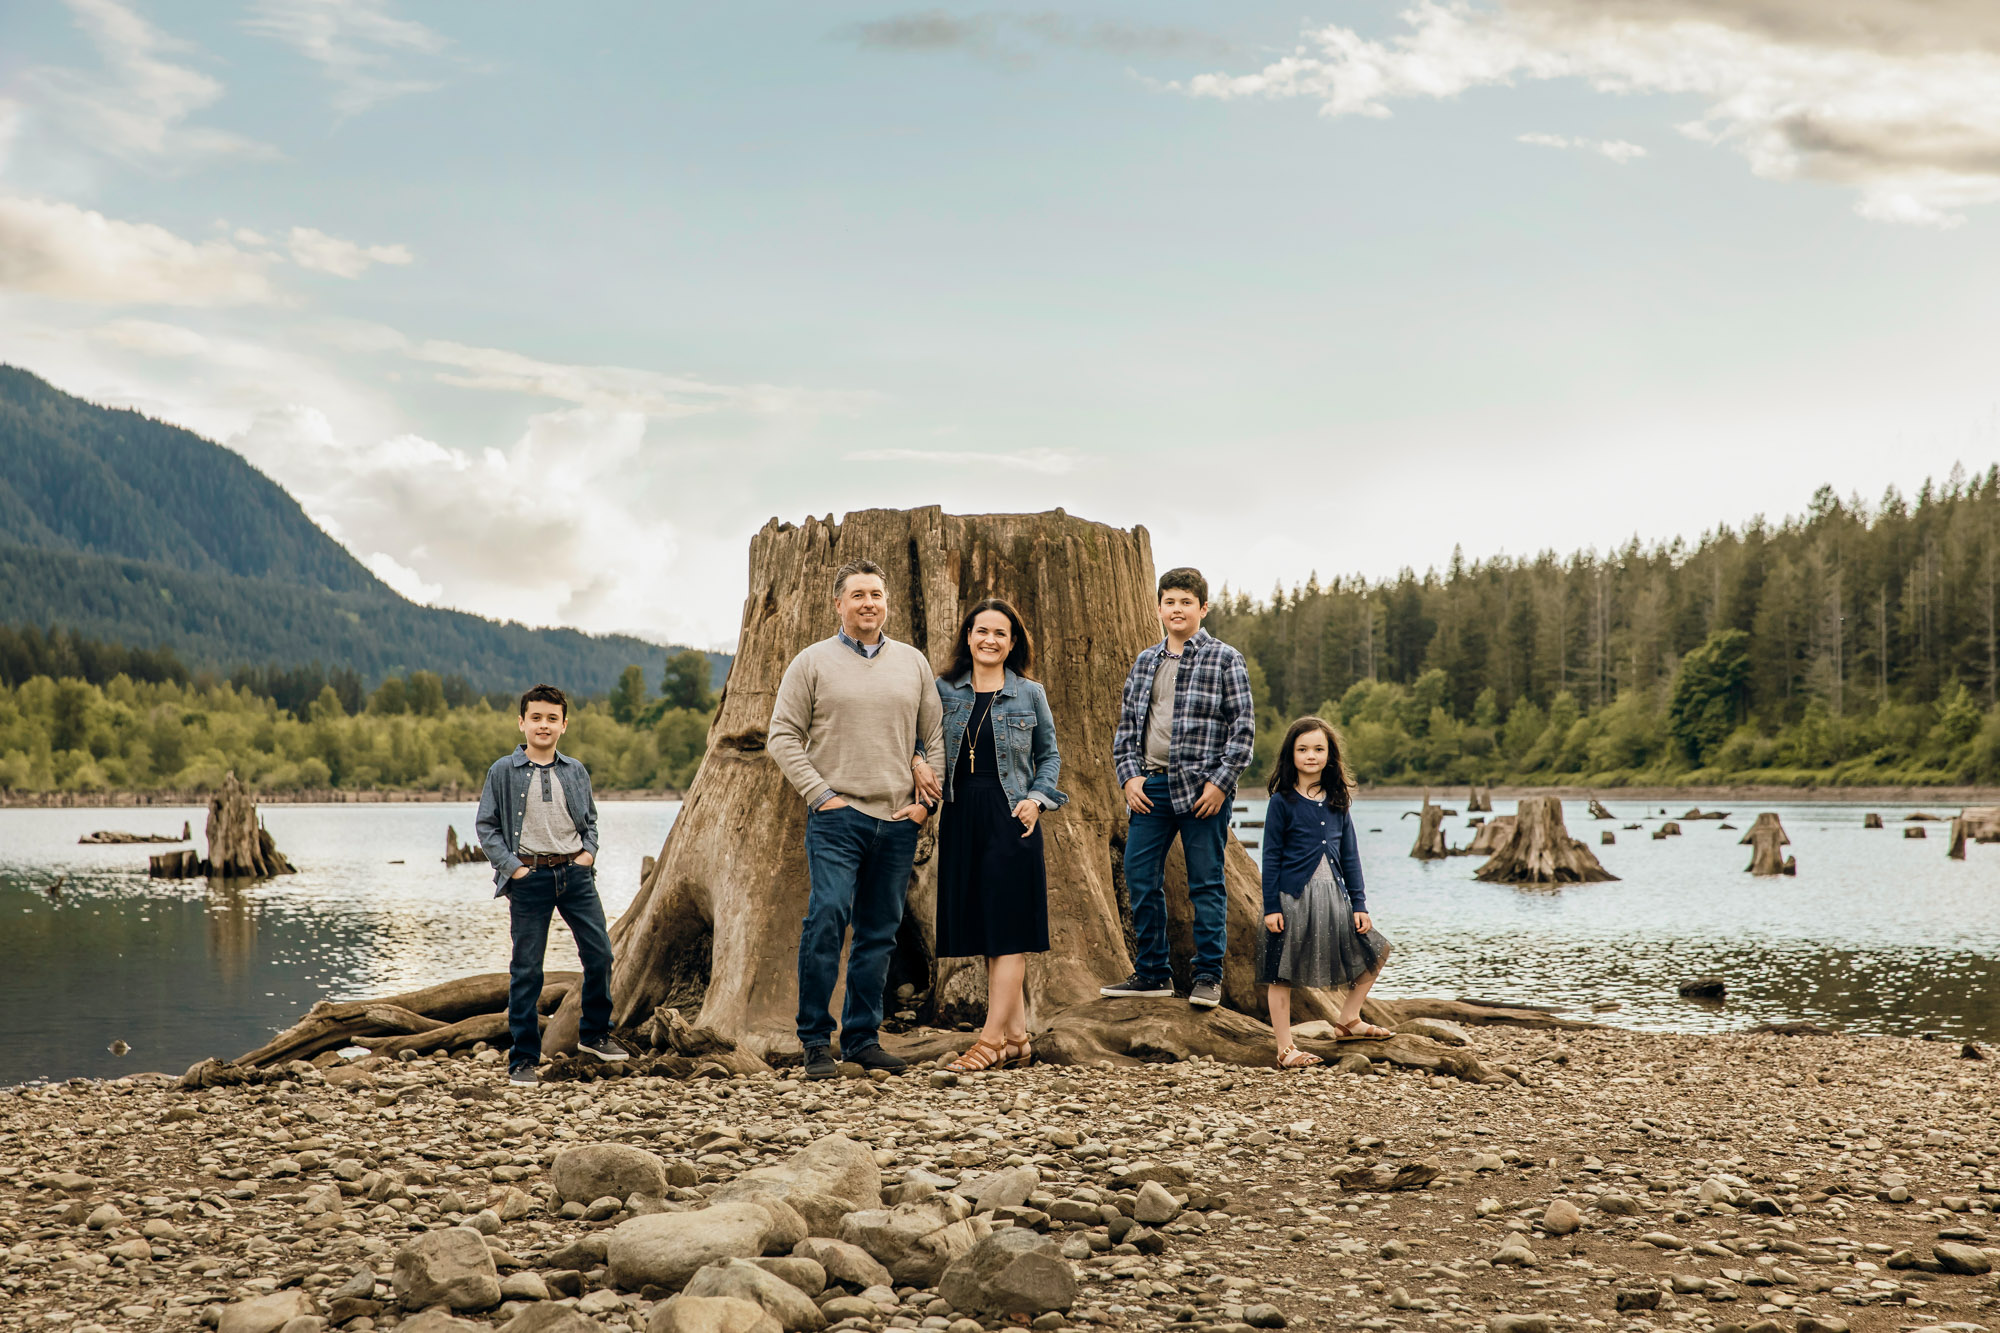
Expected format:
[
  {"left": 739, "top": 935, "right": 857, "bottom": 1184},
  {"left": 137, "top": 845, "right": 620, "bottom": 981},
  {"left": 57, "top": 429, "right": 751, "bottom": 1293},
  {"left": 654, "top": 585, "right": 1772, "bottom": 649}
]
[{"left": 1105, "top": 566, "right": 1256, "bottom": 1009}]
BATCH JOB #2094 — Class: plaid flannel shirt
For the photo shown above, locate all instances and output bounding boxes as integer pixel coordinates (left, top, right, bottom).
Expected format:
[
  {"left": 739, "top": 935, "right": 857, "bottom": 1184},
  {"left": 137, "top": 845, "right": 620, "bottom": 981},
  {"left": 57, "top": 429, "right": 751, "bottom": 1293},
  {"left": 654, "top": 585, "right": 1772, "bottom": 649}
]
[{"left": 1113, "top": 628, "right": 1256, "bottom": 815}]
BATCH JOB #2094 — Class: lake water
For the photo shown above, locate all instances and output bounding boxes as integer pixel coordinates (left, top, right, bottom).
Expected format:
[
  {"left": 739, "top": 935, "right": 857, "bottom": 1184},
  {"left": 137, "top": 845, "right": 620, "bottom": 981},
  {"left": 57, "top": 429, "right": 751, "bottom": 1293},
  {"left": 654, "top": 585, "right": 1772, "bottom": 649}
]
[{"left": 0, "top": 796, "right": 1993, "bottom": 1086}]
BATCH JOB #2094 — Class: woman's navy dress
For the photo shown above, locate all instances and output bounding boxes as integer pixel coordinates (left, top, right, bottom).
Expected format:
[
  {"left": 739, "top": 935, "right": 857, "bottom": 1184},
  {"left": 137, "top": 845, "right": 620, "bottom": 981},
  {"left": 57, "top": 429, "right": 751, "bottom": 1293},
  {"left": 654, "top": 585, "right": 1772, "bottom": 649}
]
[{"left": 936, "top": 691, "right": 1050, "bottom": 957}]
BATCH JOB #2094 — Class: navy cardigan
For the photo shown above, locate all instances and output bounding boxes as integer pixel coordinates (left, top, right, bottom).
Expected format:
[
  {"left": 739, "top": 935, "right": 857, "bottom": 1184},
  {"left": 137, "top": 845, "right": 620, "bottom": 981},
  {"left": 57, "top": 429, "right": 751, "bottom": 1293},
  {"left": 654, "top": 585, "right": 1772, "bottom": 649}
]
[{"left": 1259, "top": 788, "right": 1368, "bottom": 915}]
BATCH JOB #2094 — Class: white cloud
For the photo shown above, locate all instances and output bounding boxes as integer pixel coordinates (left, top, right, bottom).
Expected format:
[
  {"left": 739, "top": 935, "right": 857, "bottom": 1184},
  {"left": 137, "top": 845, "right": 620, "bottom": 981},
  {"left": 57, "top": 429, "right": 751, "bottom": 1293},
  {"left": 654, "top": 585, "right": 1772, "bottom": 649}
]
[
  {"left": 28, "top": 0, "right": 273, "bottom": 165},
  {"left": 406, "top": 337, "right": 879, "bottom": 419},
  {"left": 1180, "top": 0, "right": 2000, "bottom": 227},
  {"left": 285, "top": 226, "right": 414, "bottom": 278},
  {"left": 363, "top": 550, "right": 442, "bottom": 603},
  {"left": 244, "top": 0, "right": 449, "bottom": 115},
  {"left": 0, "top": 196, "right": 277, "bottom": 305},
  {"left": 0, "top": 99, "right": 22, "bottom": 175},
  {"left": 842, "top": 447, "right": 1076, "bottom": 475},
  {"left": 1518, "top": 132, "right": 1647, "bottom": 163}
]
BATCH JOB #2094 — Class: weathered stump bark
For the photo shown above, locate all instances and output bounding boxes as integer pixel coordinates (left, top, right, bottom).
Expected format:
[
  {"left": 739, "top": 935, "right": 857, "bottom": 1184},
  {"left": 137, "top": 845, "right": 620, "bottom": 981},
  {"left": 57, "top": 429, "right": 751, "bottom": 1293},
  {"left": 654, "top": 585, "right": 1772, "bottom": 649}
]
[
  {"left": 1905, "top": 826, "right": 1927, "bottom": 839},
  {"left": 443, "top": 826, "right": 488, "bottom": 866},
  {"left": 550, "top": 507, "right": 1342, "bottom": 1061},
  {"left": 1863, "top": 813, "right": 1884, "bottom": 829},
  {"left": 1586, "top": 795, "right": 1615, "bottom": 820},
  {"left": 1466, "top": 786, "right": 1493, "bottom": 813},
  {"left": 1474, "top": 797, "right": 1615, "bottom": 885},
  {"left": 1600, "top": 830, "right": 1615, "bottom": 845},
  {"left": 204, "top": 773, "right": 295, "bottom": 878},
  {"left": 1659, "top": 821, "right": 1682, "bottom": 836},
  {"left": 1464, "top": 815, "right": 1516, "bottom": 857},
  {"left": 1948, "top": 807, "right": 2000, "bottom": 860},
  {"left": 1740, "top": 812, "right": 1791, "bottom": 875},
  {"left": 1408, "top": 797, "right": 1448, "bottom": 860}
]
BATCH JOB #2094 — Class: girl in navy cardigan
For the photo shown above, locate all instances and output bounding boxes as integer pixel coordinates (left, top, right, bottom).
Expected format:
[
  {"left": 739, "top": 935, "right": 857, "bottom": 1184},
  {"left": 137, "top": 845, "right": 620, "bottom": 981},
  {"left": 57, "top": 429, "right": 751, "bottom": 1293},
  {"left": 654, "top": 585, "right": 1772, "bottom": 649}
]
[{"left": 1261, "top": 716, "right": 1394, "bottom": 1069}]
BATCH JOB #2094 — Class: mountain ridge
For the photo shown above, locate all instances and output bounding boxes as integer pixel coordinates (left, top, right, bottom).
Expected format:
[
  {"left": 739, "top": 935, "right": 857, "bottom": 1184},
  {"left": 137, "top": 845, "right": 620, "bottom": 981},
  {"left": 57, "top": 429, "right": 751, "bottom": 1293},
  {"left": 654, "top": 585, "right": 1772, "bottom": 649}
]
[{"left": 0, "top": 365, "right": 726, "bottom": 693}]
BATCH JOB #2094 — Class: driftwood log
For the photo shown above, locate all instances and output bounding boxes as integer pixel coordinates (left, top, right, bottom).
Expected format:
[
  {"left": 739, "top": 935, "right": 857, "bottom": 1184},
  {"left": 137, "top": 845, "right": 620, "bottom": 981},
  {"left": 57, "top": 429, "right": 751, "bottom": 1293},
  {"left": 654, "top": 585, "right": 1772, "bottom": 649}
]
[
  {"left": 1947, "top": 808, "right": 2000, "bottom": 860},
  {"left": 1587, "top": 795, "right": 1615, "bottom": 820},
  {"left": 1741, "top": 813, "right": 1794, "bottom": 876},
  {"left": 546, "top": 507, "right": 1362, "bottom": 1066},
  {"left": 1474, "top": 796, "right": 1616, "bottom": 885},
  {"left": 229, "top": 973, "right": 579, "bottom": 1067},
  {"left": 1680, "top": 808, "right": 1729, "bottom": 821},
  {"left": 82, "top": 822, "right": 188, "bottom": 844}
]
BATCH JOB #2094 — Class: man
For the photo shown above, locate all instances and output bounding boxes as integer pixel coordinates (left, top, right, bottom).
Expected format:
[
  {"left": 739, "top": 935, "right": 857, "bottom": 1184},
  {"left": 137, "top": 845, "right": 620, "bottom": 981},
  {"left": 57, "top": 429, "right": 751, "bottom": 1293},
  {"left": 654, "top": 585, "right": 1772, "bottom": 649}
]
[
  {"left": 1104, "top": 567, "right": 1256, "bottom": 1010},
  {"left": 768, "top": 559, "right": 946, "bottom": 1080},
  {"left": 475, "top": 683, "right": 631, "bottom": 1086}
]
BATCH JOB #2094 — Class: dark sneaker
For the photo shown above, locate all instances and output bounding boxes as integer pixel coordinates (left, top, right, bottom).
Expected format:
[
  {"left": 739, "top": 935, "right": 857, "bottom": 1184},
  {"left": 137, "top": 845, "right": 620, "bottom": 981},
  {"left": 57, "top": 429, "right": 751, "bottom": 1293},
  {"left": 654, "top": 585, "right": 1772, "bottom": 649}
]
[
  {"left": 1188, "top": 976, "right": 1222, "bottom": 1009},
  {"left": 844, "top": 1043, "right": 906, "bottom": 1074},
  {"left": 578, "top": 1035, "right": 632, "bottom": 1063},
  {"left": 802, "top": 1045, "right": 839, "bottom": 1081},
  {"left": 508, "top": 1064, "right": 540, "bottom": 1086},
  {"left": 1100, "top": 972, "right": 1174, "bottom": 998}
]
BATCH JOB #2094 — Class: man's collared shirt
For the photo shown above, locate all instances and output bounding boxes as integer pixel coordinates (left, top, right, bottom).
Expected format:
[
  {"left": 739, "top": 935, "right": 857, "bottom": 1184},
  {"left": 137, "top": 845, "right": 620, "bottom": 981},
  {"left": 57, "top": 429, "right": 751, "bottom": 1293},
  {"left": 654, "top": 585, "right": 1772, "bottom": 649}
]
[{"left": 837, "top": 628, "right": 886, "bottom": 659}]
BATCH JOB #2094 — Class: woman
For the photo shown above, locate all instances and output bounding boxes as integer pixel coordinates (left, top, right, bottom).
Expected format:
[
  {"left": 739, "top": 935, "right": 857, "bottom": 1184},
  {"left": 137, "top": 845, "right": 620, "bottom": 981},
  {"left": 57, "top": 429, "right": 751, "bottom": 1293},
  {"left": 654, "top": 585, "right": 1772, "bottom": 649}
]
[{"left": 933, "top": 597, "right": 1065, "bottom": 1072}]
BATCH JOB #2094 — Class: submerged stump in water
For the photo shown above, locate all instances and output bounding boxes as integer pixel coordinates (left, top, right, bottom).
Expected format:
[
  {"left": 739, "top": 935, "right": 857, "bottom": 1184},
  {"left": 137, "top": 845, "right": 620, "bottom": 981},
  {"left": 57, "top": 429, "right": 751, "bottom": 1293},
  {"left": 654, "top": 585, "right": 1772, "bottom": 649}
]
[
  {"left": 149, "top": 774, "right": 295, "bottom": 879},
  {"left": 1947, "top": 809, "right": 2000, "bottom": 860},
  {"left": 1741, "top": 812, "right": 1792, "bottom": 876},
  {"left": 1587, "top": 795, "right": 1615, "bottom": 821},
  {"left": 1474, "top": 797, "right": 1615, "bottom": 885},
  {"left": 1409, "top": 797, "right": 1450, "bottom": 860},
  {"left": 443, "top": 826, "right": 488, "bottom": 866},
  {"left": 1466, "top": 815, "right": 1516, "bottom": 857}
]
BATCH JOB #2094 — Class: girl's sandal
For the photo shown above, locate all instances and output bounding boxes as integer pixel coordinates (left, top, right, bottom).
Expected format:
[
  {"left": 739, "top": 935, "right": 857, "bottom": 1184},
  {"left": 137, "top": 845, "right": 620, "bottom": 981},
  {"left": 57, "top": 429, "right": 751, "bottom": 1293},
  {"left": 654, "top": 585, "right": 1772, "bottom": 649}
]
[
  {"left": 1001, "top": 1033, "right": 1034, "bottom": 1069},
  {"left": 1332, "top": 1020, "right": 1395, "bottom": 1041},
  {"left": 1276, "top": 1045, "right": 1324, "bottom": 1070},
  {"left": 946, "top": 1039, "right": 1007, "bottom": 1074}
]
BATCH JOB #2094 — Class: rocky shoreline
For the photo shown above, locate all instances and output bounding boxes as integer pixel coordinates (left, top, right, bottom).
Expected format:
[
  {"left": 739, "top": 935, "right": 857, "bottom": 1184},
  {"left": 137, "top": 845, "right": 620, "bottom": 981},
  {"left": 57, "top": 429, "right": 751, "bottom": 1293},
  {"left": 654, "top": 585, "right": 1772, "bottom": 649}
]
[{"left": 3, "top": 1023, "right": 1996, "bottom": 1333}]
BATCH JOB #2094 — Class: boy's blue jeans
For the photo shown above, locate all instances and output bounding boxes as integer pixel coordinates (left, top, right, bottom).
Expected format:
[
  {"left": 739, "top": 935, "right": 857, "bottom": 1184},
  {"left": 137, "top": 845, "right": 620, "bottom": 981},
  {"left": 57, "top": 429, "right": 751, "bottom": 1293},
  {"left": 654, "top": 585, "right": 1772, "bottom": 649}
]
[
  {"left": 506, "top": 863, "right": 614, "bottom": 1065},
  {"left": 798, "top": 804, "right": 921, "bottom": 1051},
  {"left": 1122, "top": 772, "right": 1229, "bottom": 983}
]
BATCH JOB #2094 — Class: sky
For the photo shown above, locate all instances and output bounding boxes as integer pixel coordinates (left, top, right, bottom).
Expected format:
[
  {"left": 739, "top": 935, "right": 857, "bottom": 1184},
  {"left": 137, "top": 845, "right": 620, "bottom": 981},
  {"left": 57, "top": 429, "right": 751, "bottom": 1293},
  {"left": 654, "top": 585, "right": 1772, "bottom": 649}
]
[{"left": 2, "top": 1, "right": 1997, "bottom": 650}]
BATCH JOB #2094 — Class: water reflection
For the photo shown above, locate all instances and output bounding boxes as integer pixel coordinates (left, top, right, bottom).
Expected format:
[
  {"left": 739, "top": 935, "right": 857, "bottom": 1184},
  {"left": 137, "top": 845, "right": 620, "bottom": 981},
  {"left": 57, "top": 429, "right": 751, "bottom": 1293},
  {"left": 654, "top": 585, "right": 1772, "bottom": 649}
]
[
  {"left": 0, "top": 802, "right": 678, "bottom": 1086},
  {"left": 0, "top": 796, "right": 1994, "bottom": 1086}
]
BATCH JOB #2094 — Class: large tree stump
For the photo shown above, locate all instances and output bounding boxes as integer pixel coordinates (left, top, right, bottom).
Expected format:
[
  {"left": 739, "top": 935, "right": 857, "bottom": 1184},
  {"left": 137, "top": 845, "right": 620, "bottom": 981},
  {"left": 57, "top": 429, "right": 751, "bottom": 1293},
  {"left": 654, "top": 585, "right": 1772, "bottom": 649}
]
[
  {"left": 1474, "top": 796, "right": 1615, "bottom": 885},
  {"left": 1740, "top": 812, "right": 1792, "bottom": 875},
  {"left": 1464, "top": 815, "right": 1515, "bottom": 857},
  {"left": 1948, "top": 807, "right": 2000, "bottom": 861},
  {"left": 205, "top": 773, "right": 295, "bottom": 878},
  {"left": 548, "top": 507, "right": 1346, "bottom": 1061},
  {"left": 1586, "top": 795, "right": 1615, "bottom": 820}
]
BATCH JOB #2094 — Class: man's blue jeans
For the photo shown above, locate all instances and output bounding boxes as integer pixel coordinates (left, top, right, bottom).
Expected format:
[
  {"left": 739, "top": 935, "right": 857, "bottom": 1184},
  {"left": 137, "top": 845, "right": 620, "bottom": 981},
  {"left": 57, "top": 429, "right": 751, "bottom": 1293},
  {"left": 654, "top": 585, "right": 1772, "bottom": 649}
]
[
  {"left": 799, "top": 804, "right": 921, "bottom": 1052},
  {"left": 506, "top": 863, "right": 614, "bottom": 1065},
  {"left": 1123, "top": 772, "right": 1229, "bottom": 983}
]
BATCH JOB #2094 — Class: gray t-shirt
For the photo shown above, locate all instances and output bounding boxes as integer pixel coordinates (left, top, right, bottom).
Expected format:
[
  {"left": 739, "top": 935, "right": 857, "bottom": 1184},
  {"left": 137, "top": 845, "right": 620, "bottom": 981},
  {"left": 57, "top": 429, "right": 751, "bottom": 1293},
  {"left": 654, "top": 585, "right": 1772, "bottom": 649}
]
[
  {"left": 519, "top": 762, "right": 582, "bottom": 855},
  {"left": 1144, "top": 653, "right": 1180, "bottom": 770}
]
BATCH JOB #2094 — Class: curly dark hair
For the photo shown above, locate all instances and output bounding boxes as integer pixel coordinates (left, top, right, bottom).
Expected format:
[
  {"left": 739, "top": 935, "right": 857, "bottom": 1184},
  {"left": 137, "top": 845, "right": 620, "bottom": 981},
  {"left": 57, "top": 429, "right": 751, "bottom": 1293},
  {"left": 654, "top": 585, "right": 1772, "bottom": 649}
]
[{"left": 1265, "top": 715, "right": 1354, "bottom": 811}]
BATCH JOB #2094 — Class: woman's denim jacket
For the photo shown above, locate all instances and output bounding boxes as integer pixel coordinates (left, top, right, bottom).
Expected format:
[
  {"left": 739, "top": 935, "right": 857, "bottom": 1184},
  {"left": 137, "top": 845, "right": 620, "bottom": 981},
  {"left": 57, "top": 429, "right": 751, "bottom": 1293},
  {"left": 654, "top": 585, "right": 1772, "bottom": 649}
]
[{"left": 935, "top": 668, "right": 1068, "bottom": 811}]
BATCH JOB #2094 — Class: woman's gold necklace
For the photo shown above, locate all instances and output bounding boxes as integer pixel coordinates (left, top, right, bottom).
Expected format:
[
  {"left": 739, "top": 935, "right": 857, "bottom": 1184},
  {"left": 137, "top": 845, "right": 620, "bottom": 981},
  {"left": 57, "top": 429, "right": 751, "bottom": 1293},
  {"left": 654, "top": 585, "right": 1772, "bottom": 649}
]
[{"left": 970, "top": 689, "right": 997, "bottom": 772}]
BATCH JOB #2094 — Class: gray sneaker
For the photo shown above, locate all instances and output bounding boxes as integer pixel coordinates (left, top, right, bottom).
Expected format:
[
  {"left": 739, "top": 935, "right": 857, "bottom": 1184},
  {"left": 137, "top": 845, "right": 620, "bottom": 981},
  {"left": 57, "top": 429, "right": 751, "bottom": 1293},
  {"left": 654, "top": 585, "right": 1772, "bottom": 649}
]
[
  {"left": 508, "top": 1063, "right": 540, "bottom": 1086},
  {"left": 1188, "top": 976, "right": 1222, "bottom": 1010},
  {"left": 578, "top": 1035, "right": 632, "bottom": 1063}
]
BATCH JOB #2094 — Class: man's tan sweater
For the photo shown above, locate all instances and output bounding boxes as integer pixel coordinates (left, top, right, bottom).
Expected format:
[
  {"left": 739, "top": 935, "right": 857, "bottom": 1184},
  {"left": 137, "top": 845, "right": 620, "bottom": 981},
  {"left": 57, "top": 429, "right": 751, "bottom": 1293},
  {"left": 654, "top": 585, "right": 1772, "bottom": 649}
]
[{"left": 768, "top": 635, "right": 946, "bottom": 821}]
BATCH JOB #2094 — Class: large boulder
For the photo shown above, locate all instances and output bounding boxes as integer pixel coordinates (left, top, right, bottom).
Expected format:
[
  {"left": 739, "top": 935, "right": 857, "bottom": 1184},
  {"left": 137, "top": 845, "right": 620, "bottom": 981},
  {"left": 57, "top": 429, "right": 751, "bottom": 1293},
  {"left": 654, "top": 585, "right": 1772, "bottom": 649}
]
[
  {"left": 647, "top": 1297, "right": 780, "bottom": 1333},
  {"left": 682, "top": 1259, "right": 828, "bottom": 1331},
  {"left": 733, "top": 1194, "right": 807, "bottom": 1254},
  {"left": 938, "top": 1229, "right": 1077, "bottom": 1317},
  {"left": 838, "top": 1196, "right": 992, "bottom": 1287},
  {"left": 607, "top": 1203, "right": 776, "bottom": 1292},
  {"left": 747, "top": 1257, "right": 825, "bottom": 1297},
  {"left": 711, "top": 1134, "right": 880, "bottom": 1236},
  {"left": 396, "top": 1316, "right": 486, "bottom": 1333},
  {"left": 551, "top": 1143, "right": 672, "bottom": 1205},
  {"left": 218, "top": 1293, "right": 317, "bottom": 1333},
  {"left": 392, "top": 1228, "right": 501, "bottom": 1311},
  {"left": 791, "top": 1238, "right": 892, "bottom": 1292}
]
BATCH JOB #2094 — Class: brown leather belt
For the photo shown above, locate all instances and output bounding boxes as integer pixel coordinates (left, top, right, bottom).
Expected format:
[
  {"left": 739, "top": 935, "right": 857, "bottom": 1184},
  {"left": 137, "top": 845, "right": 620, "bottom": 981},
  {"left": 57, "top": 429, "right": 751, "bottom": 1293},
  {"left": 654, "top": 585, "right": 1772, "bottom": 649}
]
[{"left": 519, "top": 851, "right": 581, "bottom": 868}]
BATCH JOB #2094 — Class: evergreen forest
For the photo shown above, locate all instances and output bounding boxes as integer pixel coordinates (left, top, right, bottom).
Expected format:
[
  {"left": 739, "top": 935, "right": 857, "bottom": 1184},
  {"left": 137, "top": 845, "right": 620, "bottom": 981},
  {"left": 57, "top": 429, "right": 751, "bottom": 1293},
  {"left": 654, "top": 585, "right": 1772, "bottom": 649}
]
[{"left": 1209, "top": 470, "right": 2000, "bottom": 788}]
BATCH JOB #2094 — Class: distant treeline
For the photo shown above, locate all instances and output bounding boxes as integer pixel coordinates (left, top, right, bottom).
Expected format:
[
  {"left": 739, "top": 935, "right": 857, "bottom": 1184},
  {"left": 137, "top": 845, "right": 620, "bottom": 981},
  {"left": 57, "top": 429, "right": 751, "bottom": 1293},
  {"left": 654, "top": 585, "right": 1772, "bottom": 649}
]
[
  {"left": 0, "top": 627, "right": 721, "bottom": 795},
  {"left": 1210, "top": 470, "right": 2000, "bottom": 787}
]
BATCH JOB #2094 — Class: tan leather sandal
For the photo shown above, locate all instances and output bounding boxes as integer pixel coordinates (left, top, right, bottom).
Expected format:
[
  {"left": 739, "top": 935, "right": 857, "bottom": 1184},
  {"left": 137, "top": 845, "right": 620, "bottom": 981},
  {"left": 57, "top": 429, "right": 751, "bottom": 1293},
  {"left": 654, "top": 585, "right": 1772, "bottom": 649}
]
[
  {"left": 946, "top": 1038, "right": 1007, "bottom": 1073},
  {"left": 1000, "top": 1033, "right": 1034, "bottom": 1069},
  {"left": 1333, "top": 1019, "right": 1395, "bottom": 1041},
  {"left": 1276, "top": 1044, "right": 1324, "bottom": 1069}
]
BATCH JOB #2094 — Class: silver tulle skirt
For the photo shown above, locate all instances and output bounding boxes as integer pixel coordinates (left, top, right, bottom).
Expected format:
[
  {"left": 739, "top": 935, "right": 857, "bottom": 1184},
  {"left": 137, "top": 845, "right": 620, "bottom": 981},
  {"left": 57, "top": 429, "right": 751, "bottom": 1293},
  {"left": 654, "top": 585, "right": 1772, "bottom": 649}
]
[{"left": 1262, "top": 854, "right": 1391, "bottom": 988}]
